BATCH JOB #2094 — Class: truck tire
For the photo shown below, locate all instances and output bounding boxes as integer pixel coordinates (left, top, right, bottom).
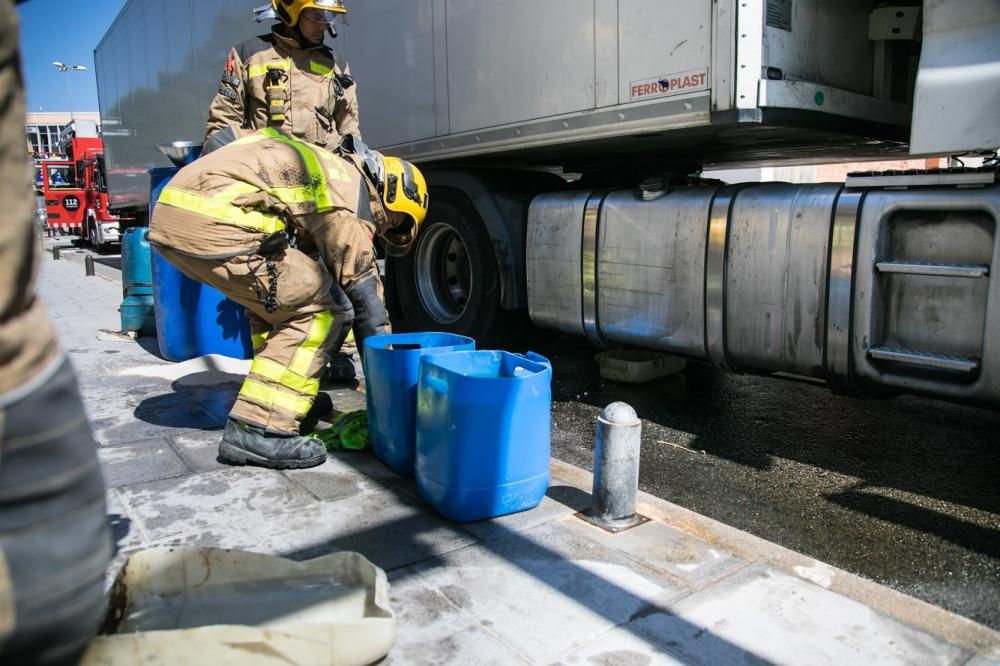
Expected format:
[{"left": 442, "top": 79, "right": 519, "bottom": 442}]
[
  {"left": 87, "top": 217, "right": 111, "bottom": 254},
  {"left": 386, "top": 192, "right": 521, "bottom": 347}
]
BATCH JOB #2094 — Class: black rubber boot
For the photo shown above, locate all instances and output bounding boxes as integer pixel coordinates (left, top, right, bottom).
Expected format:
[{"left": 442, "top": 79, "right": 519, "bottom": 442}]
[
  {"left": 306, "top": 392, "right": 334, "bottom": 419},
  {"left": 219, "top": 419, "right": 326, "bottom": 469},
  {"left": 325, "top": 352, "right": 357, "bottom": 383}
]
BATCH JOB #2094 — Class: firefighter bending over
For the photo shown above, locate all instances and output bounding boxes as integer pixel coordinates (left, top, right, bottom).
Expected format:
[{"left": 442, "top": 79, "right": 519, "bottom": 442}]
[
  {"left": 204, "top": 0, "right": 360, "bottom": 152},
  {"left": 148, "top": 128, "right": 427, "bottom": 469}
]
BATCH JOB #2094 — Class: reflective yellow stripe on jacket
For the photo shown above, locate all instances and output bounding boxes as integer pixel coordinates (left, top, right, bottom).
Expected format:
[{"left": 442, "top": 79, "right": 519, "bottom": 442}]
[
  {"left": 217, "top": 181, "right": 322, "bottom": 206},
  {"left": 215, "top": 173, "right": 338, "bottom": 211},
  {"left": 247, "top": 59, "right": 292, "bottom": 79},
  {"left": 258, "top": 128, "right": 335, "bottom": 211},
  {"left": 157, "top": 187, "right": 285, "bottom": 234},
  {"left": 158, "top": 130, "right": 339, "bottom": 228},
  {"left": 309, "top": 60, "right": 333, "bottom": 77}
]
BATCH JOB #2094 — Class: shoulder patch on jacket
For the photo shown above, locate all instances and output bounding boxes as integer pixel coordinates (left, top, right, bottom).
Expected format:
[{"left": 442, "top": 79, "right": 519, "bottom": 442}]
[{"left": 236, "top": 34, "right": 275, "bottom": 63}]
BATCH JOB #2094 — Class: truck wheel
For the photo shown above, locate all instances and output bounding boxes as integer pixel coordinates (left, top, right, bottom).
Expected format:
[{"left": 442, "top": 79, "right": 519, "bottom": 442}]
[
  {"left": 87, "top": 219, "right": 110, "bottom": 254},
  {"left": 387, "top": 193, "right": 518, "bottom": 347}
]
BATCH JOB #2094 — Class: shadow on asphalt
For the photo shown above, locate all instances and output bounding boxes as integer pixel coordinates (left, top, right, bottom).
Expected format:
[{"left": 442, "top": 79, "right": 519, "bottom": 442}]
[
  {"left": 827, "top": 488, "right": 1000, "bottom": 559},
  {"left": 531, "top": 334, "right": 1000, "bottom": 519},
  {"left": 95, "top": 256, "right": 122, "bottom": 270}
]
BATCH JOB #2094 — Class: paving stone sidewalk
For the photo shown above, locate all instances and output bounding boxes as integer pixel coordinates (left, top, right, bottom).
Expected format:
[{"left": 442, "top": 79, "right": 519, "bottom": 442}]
[{"left": 35, "top": 240, "right": 1000, "bottom": 665}]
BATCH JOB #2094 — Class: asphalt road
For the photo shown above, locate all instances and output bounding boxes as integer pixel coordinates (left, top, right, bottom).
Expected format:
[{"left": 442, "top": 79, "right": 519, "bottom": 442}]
[
  {"left": 525, "top": 333, "right": 1000, "bottom": 631},
  {"left": 53, "top": 240, "right": 1000, "bottom": 631}
]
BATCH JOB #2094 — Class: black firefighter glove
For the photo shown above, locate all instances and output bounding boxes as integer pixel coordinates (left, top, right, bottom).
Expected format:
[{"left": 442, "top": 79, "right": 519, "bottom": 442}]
[{"left": 345, "top": 274, "right": 388, "bottom": 356}]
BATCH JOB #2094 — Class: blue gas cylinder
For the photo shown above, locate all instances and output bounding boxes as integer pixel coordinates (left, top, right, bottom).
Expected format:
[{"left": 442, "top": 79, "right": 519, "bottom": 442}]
[
  {"left": 119, "top": 227, "right": 156, "bottom": 336},
  {"left": 415, "top": 351, "right": 552, "bottom": 522},
  {"left": 148, "top": 166, "right": 252, "bottom": 361},
  {"left": 363, "top": 333, "right": 476, "bottom": 475}
]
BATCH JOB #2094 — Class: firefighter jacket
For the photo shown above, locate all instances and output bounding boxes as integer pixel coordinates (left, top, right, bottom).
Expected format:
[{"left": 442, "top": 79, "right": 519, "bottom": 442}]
[
  {"left": 148, "top": 128, "right": 387, "bottom": 268},
  {"left": 204, "top": 25, "right": 360, "bottom": 150}
]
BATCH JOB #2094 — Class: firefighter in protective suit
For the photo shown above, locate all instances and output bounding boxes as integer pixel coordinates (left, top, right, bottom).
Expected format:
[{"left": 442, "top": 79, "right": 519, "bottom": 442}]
[
  {"left": 204, "top": 0, "right": 360, "bottom": 151},
  {"left": 206, "top": 0, "right": 363, "bottom": 381},
  {"left": 149, "top": 128, "right": 428, "bottom": 469}
]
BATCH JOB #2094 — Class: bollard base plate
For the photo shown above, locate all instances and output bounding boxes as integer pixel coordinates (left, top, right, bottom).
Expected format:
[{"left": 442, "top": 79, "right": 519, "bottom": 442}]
[{"left": 575, "top": 510, "right": 650, "bottom": 534}]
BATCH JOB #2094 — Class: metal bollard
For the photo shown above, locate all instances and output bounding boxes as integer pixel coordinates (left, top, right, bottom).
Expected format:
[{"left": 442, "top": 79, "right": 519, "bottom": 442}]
[
  {"left": 52, "top": 246, "right": 61, "bottom": 260},
  {"left": 85, "top": 255, "right": 95, "bottom": 276},
  {"left": 582, "top": 402, "right": 646, "bottom": 532}
]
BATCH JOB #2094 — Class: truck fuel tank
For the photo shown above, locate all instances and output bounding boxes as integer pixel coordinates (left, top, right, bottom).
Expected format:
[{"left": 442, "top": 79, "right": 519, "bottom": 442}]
[{"left": 527, "top": 176, "right": 1000, "bottom": 409}]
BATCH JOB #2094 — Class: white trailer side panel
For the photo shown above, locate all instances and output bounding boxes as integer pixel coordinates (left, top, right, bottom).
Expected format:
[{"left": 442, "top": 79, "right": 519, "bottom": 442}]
[
  {"left": 910, "top": 0, "right": 1000, "bottom": 154},
  {"left": 617, "top": 0, "right": 712, "bottom": 106},
  {"left": 445, "top": 1, "right": 596, "bottom": 132},
  {"left": 337, "top": 0, "right": 436, "bottom": 146},
  {"left": 342, "top": 0, "right": 914, "bottom": 164},
  {"left": 97, "top": 0, "right": 930, "bottom": 211}
]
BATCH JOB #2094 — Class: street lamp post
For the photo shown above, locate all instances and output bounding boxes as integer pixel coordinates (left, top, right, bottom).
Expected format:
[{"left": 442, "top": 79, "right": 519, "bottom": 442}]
[{"left": 51, "top": 61, "right": 87, "bottom": 122}]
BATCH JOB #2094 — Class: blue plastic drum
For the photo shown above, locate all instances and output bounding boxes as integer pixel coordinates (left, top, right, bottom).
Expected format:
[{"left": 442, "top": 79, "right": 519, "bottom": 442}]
[
  {"left": 148, "top": 166, "right": 252, "bottom": 361},
  {"left": 363, "top": 333, "right": 476, "bottom": 475},
  {"left": 415, "top": 350, "right": 552, "bottom": 522}
]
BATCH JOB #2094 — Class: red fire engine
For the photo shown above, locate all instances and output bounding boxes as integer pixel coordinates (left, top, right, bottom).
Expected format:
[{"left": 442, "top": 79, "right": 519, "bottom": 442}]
[{"left": 36, "top": 120, "right": 120, "bottom": 248}]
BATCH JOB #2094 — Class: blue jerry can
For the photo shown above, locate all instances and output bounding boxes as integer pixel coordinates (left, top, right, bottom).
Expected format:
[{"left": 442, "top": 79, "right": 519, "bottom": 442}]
[
  {"left": 119, "top": 227, "right": 156, "bottom": 336},
  {"left": 148, "top": 166, "right": 252, "bottom": 361},
  {"left": 363, "top": 333, "right": 476, "bottom": 475},
  {"left": 415, "top": 351, "right": 552, "bottom": 522}
]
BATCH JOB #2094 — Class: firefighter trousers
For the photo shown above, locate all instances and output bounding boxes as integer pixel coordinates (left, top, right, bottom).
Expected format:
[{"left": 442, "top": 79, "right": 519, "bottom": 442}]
[{"left": 156, "top": 244, "right": 340, "bottom": 435}]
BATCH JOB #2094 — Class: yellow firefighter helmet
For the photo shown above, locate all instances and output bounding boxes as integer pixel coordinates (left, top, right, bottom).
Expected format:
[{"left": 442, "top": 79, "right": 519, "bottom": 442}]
[
  {"left": 271, "top": 0, "right": 346, "bottom": 27},
  {"left": 336, "top": 135, "right": 429, "bottom": 256},
  {"left": 377, "top": 156, "right": 429, "bottom": 257}
]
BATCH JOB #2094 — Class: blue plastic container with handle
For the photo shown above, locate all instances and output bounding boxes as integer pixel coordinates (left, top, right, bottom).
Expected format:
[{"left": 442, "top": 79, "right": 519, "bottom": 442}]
[
  {"left": 119, "top": 227, "right": 156, "bottom": 336},
  {"left": 363, "top": 333, "right": 476, "bottom": 475},
  {"left": 415, "top": 350, "right": 552, "bottom": 522},
  {"left": 148, "top": 165, "right": 252, "bottom": 361}
]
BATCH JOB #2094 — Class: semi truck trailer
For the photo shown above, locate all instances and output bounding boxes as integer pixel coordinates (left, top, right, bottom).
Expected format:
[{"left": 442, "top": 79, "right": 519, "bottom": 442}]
[{"left": 95, "top": 0, "right": 1000, "bottom": 408}]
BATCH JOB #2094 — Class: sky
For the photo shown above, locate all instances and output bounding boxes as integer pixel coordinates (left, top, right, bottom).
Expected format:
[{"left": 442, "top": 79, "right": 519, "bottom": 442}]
[{"left": 17, "top": 0, "right": 128, "bottom": 114}]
